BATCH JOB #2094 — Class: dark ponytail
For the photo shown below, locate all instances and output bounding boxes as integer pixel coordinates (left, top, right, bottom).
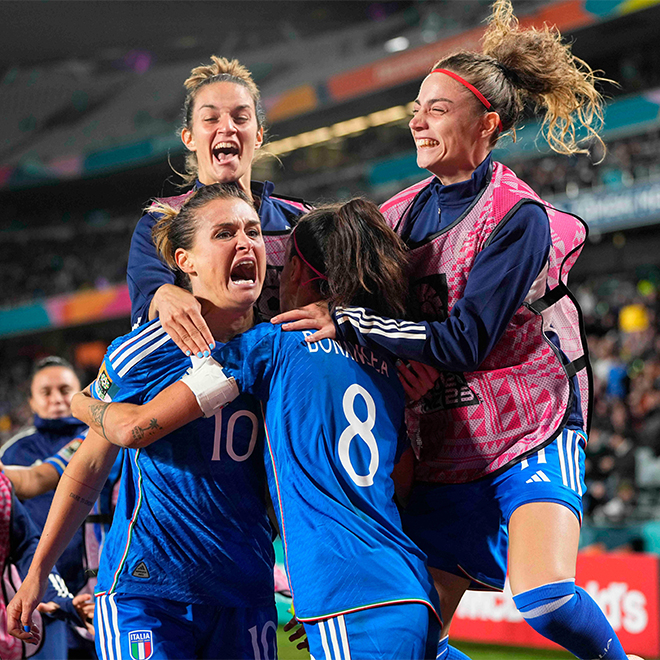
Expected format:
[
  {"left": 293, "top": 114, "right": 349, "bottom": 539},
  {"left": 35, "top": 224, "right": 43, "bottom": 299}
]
[{"left": 292, "top": 199, "right": 409, "bottom": 318}]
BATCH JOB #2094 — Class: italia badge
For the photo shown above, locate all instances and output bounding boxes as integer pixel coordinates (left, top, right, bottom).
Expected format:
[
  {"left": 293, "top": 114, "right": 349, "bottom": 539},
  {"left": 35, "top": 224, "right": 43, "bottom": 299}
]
[{"left": 129, "top": 630, "right": 153, "bottom": 660}]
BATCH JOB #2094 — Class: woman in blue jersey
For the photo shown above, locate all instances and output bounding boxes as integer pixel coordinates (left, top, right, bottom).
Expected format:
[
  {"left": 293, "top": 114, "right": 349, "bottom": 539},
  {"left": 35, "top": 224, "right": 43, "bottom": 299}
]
[
  {"left": 129, "top": 55, "right": 309, "bottom": 355},
  {"left": 9, "top": 184, "right": 279, "bottom": 660},
  {"left": 271, "top": 2, "right": 640, "bottom": 660},
  {"left": 32, "top": 196, "right": 442, "bottom": 659}
]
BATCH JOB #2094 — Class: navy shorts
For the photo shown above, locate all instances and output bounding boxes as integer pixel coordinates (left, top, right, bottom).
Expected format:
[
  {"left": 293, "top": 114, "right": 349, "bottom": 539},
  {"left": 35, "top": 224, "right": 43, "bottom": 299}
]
[
  {"left": 95, "top": 592, "right": 277, "bottom": 659},
  {"left": 305, "top": 602, "right": 440, "bottom": 660},
  {"left": 403, "top": 428, "right": 587, "bottom": 591}
]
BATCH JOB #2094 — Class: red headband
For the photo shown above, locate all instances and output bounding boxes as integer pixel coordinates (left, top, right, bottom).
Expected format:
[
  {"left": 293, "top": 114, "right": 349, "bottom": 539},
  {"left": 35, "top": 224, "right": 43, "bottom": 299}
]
[
  {"left": 431, "top": 68, "right": 503, "bottom": 131},
  {"left": 292, "top": 227, "right": 327, "bottom": 287}
]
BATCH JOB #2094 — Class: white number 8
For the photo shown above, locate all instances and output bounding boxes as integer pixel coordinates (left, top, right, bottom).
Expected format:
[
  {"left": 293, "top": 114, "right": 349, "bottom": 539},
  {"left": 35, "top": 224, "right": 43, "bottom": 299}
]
[{"left": 339, "top": 384, "right": 379, "bottom": 487}]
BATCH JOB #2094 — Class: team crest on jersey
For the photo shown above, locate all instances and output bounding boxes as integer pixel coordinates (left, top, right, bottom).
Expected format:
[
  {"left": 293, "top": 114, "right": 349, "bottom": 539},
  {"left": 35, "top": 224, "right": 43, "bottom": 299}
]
[
  {"left": 421, "top": 372, "right": 480, "bottom": 412},
  {"left": 128, "top": 630, "right": 153, "bottom": 660}
]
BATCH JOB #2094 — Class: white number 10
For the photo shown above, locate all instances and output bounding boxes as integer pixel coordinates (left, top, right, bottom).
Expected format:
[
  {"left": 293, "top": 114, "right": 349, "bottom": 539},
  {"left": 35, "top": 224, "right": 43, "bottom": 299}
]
[{"left": 212, "top": 409, "right": 258, "bottom": 462}]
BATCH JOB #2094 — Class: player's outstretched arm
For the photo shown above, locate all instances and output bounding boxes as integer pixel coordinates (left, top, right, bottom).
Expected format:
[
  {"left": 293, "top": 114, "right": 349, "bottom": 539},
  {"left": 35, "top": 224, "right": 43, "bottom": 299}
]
[
  {"left": 71, "top": 382, "right": 201, "bottom": 449},
  {"left": 7, "top": 429, "right": 118, "bottom": 642},
  {"left": 1, "top": 462, "right": 60, "bottom": 500}
]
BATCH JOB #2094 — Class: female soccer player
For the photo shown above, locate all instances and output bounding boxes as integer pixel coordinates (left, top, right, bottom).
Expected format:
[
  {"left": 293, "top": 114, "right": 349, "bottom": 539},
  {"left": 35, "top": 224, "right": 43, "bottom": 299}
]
[
  {"left": 25, "top": 197, "right": 442, "bottom": 659},
  {"left": 9, "top": 184, "right": 278, "bottom": 660},
  {"left": 272, "top": 2, "right": 640, "bottom": 659},
  {"left": 128, "top": 55, "right": 309, "bottom": 355}
]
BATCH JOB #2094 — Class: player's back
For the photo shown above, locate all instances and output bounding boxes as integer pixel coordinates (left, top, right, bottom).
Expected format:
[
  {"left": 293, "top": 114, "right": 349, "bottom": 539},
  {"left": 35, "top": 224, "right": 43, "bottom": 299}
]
[
  {"left": 92, "top": 320, "right": 274, "bottom": 607},
  {"left": 218, "top": 324, "right": 437, "bottom": 621}
]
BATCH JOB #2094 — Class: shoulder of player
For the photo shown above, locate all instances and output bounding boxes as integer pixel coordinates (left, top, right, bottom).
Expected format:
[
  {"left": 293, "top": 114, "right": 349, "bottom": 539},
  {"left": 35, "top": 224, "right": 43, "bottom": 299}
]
[
  {"left": 380, "top": 176, "right": 435, "bottom": 214},
  {"left": 103, "top": 318, "right": 178, "bottom": 384}
]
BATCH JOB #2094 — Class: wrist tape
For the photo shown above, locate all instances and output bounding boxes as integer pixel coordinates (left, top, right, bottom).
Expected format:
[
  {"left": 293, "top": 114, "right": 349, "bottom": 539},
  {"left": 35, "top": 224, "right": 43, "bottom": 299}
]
[{"left": 181, "top": 355, "right": 240, "bottom": 417}]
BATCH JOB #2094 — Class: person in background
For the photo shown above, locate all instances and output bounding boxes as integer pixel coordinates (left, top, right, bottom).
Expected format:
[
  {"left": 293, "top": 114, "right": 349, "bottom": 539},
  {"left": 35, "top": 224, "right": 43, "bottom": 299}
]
[
  {"left": 0, "top": 356, "right": 92, "bottom": 659},
  {"left": 0, "top": 471, "right": 93, "bottom": 660}
]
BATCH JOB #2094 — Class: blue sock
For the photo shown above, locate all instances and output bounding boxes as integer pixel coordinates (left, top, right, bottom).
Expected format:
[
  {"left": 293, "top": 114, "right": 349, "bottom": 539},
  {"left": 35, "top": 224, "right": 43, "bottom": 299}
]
[
  {"left": 513, "top": 579, "right": 627, "bottom": 659},
  {"left": 436, "top": 635, "right": 473, "bottom": 659}
]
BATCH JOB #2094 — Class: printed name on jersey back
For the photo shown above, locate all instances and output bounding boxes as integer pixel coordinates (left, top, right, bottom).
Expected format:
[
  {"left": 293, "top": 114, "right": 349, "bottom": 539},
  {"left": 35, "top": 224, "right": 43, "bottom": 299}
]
[
  {"left": 302, "top": 332, "right": 390, "bottom": 377},
  {"left": 421, "top": 372, "right": 480, "bottom": 412}
]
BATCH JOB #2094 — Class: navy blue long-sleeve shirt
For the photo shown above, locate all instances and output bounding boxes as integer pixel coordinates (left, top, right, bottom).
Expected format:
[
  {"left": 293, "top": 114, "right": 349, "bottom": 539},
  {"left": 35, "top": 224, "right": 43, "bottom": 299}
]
[
  {"left": 1, "top": 415, "right": 87, "bottom": 594},
  {"left": 335, "top": 155, "right": 583, "bottom": 429}
]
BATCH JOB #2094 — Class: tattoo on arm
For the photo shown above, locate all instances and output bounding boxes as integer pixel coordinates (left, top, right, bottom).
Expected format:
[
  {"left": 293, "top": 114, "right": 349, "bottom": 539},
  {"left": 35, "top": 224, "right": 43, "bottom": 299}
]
[
  {"left": 131, "top": 418, "right": 163, "bottom": 443},
  {"left": 69, "top": 492, "right": 95, "bottom": 508},
  {"left": 89, "top": 402, "right": 111, "bottom": 440}
]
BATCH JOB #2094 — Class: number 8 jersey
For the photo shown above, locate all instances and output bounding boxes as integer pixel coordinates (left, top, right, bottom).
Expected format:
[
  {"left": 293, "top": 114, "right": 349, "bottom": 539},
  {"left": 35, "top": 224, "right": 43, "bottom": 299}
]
[
  {"left": 215, "top": 323, "right": 439, "bottom": 623},
  {"left": 90, "top": 319, "right": 274, "bottom": 607}
]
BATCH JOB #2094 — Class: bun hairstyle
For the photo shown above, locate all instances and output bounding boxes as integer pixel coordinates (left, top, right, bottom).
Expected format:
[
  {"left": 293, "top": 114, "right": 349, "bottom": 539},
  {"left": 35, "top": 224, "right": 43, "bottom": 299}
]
[
  {"left": 179, "top": 56, "right": 266, "bottom": 185},
  {"left": 292, "top": 199, "right": 409, "bottom": 318},
  {"left": 150, "top": 183, "right": 255, "bottom": 287},
  {"left": 433, "top": 0, "right": 609, "bottom": 156}
]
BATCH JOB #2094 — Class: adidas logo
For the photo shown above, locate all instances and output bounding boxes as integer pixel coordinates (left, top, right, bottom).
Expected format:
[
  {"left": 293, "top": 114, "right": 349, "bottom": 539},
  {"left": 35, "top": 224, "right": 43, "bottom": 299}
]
[
  {"left": 132, "top": 561, "right": 150, "bottom": 579},
  {"left": 525, "top": 470, "right": 551, "bottom": 484}
]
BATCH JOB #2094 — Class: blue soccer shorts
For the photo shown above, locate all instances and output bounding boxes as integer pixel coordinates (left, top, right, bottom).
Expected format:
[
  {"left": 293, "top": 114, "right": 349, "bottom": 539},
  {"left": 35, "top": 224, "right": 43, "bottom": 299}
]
[
  {"left": 94, "top": 592, "right": 277, "bottom": 659},
  {"left": 304, "top": 602, "right": 440, "bottom": 660},
  {"left": 402, "top": 427, "right": 587, "bottom": 591}
]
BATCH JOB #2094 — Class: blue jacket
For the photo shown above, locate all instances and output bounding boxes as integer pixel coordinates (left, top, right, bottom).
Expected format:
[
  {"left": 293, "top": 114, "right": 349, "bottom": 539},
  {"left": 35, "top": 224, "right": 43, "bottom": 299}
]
[{"left": 1, "top": 415, "right": 87, "bottom": 593}]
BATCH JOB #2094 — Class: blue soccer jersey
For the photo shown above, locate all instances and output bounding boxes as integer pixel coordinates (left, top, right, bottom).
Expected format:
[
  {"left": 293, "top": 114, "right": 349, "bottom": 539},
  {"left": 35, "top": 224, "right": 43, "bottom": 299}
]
[
  {"left": 214, "top": 323, "right": 439, "bottom": 622},
  {"left": 90, "top": 319, "right": 274, "bottom": 607}
]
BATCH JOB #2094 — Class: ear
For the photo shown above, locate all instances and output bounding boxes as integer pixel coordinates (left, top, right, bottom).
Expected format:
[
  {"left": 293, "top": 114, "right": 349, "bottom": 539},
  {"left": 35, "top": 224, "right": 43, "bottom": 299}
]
[
  {"left": 175, "top": 248, "right": 196, "bottom": 276},
  {"left": 481, "top": 111, "right": 501, "bottom": 139},
  {"left": 181, "top": 127, "right": 196, "bottom": 153},
  {"left": 255, "top": 125, "right": 264, "bottom": 150},
  {"left": 288, "top": 255, "right": 305, "bottom": 287}
]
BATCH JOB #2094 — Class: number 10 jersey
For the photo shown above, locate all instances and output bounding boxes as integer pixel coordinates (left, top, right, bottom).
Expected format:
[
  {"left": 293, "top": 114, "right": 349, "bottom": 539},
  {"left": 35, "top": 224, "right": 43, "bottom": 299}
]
[{"left": 90, "top": 319, "right": 274, "bottom": 608}]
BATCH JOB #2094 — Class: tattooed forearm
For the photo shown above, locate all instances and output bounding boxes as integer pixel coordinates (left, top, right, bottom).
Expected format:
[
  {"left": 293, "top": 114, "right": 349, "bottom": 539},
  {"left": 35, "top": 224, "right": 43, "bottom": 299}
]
[
  {"left": 89, "top": 402, "right": 111, "bottom": 440},
  {"left": 131, "top": 418, "right": 163, "bottom": 443},
  {"left": 69, "top": 492, "right": 95, "bottom": 507}
]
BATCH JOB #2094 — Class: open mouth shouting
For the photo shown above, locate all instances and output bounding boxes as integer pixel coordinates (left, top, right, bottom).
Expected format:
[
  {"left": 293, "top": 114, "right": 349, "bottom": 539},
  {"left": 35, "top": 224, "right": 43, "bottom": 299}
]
[
  {"left": 230, "top": 257, "right": 258, "bottom": 287},
  {"left": 213, "top": 142, "right": 240, "bottom": 164}
]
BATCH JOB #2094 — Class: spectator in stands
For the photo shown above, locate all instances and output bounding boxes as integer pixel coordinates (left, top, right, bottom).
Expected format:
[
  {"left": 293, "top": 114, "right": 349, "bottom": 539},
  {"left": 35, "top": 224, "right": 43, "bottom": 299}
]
[{"left": 0, "top": 356, "right": 91, "bottom": 659}]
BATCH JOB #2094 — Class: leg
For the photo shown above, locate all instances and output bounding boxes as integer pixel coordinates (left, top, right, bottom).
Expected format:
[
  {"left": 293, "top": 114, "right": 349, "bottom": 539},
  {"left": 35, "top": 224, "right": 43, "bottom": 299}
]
[{"left": 509, "top": 501, "right": 627, "bottom": 660}]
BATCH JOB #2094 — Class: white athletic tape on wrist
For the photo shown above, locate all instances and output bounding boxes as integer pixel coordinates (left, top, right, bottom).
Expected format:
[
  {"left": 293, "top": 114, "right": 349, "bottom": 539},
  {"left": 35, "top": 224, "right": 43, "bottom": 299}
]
[{"left": 181, "top": 355, "right": 240, "bottom": 417}]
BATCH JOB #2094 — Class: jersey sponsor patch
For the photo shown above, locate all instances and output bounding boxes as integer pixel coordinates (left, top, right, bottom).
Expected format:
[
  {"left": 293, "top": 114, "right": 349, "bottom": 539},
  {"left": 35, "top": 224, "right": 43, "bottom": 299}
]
[
  {"left": 131, "top": 561, "right": 150, "bottom": 579},
  {"left": 129, "top": 630, "right": 153, "bottom": 660}
]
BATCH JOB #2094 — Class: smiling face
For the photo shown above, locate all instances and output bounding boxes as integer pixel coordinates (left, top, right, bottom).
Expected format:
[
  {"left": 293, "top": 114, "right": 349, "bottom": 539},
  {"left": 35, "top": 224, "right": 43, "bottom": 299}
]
[
  {"left": 181, "top": 81, "right": 264, "bottom": 191},
  {"left": 29, "top": 366, "right": 80, "bottom": 419},
  {"left": 175, "top": 197, "right": 266, "bottom": 314},
  {"left": 409, "top": 72, "right": 495, "bottom": 184}
]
